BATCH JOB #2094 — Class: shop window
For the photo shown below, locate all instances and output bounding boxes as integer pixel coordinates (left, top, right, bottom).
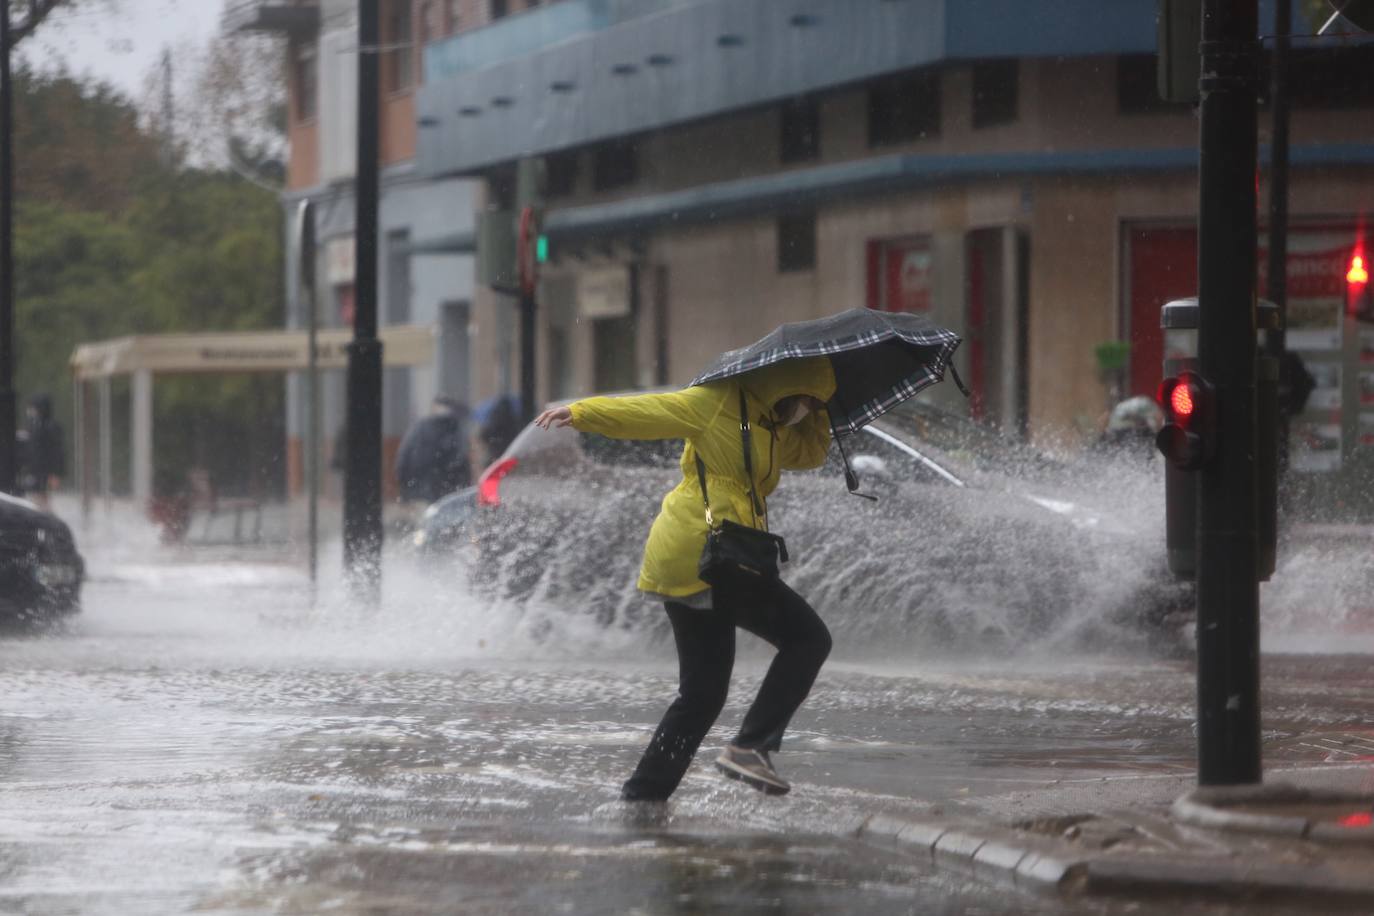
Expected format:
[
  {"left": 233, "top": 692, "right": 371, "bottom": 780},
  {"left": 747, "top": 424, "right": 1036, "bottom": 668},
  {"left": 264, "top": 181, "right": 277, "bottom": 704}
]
[
  {"left": 385, "top": 0, "right": 414, "bottom": 93},
  {"left": 592, "top": 139, "right": 638, "bottom": 191},
  {"left": 545, "top": 150, "right": 579, "bottom": 198},
  {"left": 868, "top": 69, "right": 941, "bottom": 147},
  {"left": 777, "top": 211, "right": 816, "bottom": 273},
  {"left": 1117, "top": 54, "right": 1189, "bottom": 114},
  {"left": 971, "top": 60, "right": 1018, "bottom": 128},
  {"left": 780, "top": 96, "right": 820, "bottom": 163},
  {"left": 292, "top": 39, "right": 318, "bottom": 121}
]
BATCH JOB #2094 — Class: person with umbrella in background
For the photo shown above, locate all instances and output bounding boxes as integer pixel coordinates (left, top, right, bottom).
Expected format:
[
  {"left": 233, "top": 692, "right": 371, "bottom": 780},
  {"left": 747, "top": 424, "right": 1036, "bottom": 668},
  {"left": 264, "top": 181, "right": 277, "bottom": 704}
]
[{"left": 536, "top": 309, "right": 960, "bottom": 801}]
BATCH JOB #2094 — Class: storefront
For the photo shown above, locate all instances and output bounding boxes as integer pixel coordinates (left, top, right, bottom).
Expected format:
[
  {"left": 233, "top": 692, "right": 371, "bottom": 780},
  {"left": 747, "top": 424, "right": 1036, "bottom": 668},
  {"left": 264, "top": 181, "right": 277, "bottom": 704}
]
[{"left": 1123, "top": 219, "right": 1374, "bottom": 513}]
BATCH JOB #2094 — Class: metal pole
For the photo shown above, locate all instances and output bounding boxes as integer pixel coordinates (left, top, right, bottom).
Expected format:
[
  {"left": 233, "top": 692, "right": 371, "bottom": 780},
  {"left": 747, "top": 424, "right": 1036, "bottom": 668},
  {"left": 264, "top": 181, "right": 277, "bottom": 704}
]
[
  {"left": 519, "top": 291, "right": 536, "bottom": 424},
  {"left": 296, "top": 201, "right": 319, "bottom": 588},
  {"left": 0, "top": 4, "right": 17, "bottom": 496},
  {"left": 1266, "top": 0, "right": 1291, "bottom": 470},
  {"left": 343, "top": 0, "right": 384, "bottom": 603},
  {"left": 1196, "top": 0, "right": 1262, "bottom": 787}
]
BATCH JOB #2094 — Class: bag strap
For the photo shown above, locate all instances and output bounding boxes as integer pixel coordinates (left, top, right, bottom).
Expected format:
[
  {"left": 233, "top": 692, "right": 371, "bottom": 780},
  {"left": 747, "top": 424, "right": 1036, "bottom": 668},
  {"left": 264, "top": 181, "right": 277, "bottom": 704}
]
[
  {"left": 738, "top": 387, "right": 767, "bottom": 530},
  {"left": 692, "top": 386, "right": 767, "bottom": 531},
  {"left": 694, "top": 453, "right": 713, "bottom": 527}
]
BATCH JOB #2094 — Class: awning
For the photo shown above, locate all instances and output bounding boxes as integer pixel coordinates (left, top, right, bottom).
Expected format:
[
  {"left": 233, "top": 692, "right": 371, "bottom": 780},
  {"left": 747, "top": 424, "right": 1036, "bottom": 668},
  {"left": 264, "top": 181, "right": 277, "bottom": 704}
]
[{"left": 70, "top": 324, "right": 437, "bottom": 381}]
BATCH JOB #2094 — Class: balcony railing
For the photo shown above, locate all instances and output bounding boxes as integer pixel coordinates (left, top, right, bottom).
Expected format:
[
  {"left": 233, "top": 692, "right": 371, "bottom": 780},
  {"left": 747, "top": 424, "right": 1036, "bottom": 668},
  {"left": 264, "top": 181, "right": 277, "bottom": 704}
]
[{"left": 222, "top": 0, "right": 319, "bottom": 35}]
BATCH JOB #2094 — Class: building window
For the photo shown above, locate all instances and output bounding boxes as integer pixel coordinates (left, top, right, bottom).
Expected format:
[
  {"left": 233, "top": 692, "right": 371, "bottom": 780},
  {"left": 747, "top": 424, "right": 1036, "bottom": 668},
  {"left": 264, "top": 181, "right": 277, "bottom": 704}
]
[
  {"left": 292, "top": 39, "right": 318, "bottom": 121},
  {"left": 971, "top": 60, "right": 1018, "bottom": 128},
  {"left": 1117, "top": 54, "right": 1189, "bottom": 114},
  {"left": 779, "top": 96, "right": 820, "bottom": 163},
  {"left": 1286, "top": 46, "right": 1374, "bottom": 109},
  {"left": 592, "top": 139, "right": 638, "bottom": 191},
  {"left": 447, "top": 0, "right": 462, "bottom": 32},
  {"left": 777, "top": 211, "right": 816, "bottom": 273},
  {"left": 491, "top": 0, "right": 508, "bottom": 20},
  {"left": 868, "top": 69, "right": 941, "bottom": 147},
  {"left": 545, "top": 150, "right": 579, "bottom": 198},
  {"left": 385, "top": 0, "right": 414, "bottom": 93}
]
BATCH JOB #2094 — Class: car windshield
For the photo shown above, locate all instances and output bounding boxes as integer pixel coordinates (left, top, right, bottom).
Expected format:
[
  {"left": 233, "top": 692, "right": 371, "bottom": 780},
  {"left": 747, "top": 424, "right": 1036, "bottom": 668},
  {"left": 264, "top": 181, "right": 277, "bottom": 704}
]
[{"left": 879, "top": 400, "right": 1064, "bottom": 479}]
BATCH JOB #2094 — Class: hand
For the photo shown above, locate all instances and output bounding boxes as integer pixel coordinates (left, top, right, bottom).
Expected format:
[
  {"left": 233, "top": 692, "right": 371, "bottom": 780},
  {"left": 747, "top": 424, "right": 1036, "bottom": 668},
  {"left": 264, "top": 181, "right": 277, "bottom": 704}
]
[{"left": 534, "top": 405, "right": 574, "bottom": 430}]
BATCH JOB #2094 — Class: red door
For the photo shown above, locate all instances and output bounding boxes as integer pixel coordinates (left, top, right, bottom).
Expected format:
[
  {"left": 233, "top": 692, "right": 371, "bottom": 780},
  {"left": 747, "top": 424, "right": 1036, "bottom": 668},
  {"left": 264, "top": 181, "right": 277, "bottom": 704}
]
[{"left": 1126, "top": 226, "right": 1197, "bottom": 398}]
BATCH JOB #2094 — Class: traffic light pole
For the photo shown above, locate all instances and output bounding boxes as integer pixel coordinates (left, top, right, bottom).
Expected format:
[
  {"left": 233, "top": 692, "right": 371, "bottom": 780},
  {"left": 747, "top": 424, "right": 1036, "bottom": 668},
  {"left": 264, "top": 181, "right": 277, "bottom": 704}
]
[
  {"left": 1195, "top": 0, "right": 1262, "bottom": 786},
  {"left": 343, "top": 0, "right": 384, "bottom": 603},
  {"left": 1265, "top": 0, "right": 1291, "bottom": 471},
  {"left": 0, "top": 5, "right": 17, "bottom": 496},
  {"left": 519, "top": 291, "right": 536, "bottom": 426}
]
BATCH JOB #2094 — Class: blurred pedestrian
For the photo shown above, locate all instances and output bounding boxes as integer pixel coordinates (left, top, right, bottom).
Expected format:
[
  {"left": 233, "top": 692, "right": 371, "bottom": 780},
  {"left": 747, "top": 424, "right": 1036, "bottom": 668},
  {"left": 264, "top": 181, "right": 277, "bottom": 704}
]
[
  {"left": 1279, "top": 350, "right": 1316, "bottom": 419},
  {"left": 1093, "top": 395, "right": 1164, "bottom": 462},
  {"left": 395, "top": 395, "right": 471, "bottom": 504},
  {"left": 474, "top": 394, "right": 522, "bottom": 469},
  {"left": 19, "top": 394, "right": 65, "bottom": 511}
]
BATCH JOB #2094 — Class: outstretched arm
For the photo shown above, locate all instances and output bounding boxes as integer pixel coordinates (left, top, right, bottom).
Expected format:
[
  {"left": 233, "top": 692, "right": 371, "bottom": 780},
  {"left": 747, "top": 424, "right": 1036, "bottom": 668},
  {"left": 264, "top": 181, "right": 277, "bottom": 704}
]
[
  {"left": 537, "top": 386, "right": 722, "bottom": 441},
  {"left": 778, "top": 409, "right": 832, "bottom": 470}
]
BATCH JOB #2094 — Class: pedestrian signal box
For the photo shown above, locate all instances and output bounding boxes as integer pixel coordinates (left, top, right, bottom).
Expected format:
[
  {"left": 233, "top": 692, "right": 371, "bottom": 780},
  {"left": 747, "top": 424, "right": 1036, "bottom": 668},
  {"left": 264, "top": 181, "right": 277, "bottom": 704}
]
[{"left": 1156, "top": 371, "right": 1215, "bottom": 471}]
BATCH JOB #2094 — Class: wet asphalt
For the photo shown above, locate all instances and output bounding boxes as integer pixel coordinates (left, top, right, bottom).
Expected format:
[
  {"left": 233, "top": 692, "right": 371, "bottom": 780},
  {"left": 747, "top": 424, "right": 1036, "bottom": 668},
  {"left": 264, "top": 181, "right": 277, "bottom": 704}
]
[{"left": 1, "top": 531, "right": 1371, "bottom": 914}]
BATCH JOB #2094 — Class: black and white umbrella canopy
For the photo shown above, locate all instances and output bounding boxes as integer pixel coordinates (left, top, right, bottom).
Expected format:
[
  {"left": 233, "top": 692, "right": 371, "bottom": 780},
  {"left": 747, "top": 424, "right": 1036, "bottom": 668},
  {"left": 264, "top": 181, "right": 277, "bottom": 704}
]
[{"left": 690, "top": 309, "right": 963, "bottom": 437}]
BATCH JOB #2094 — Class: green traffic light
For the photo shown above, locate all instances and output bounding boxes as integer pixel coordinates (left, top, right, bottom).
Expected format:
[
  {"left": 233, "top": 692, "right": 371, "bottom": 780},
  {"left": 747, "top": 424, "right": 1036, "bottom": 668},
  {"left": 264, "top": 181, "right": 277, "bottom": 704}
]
[{"left": 536, "top": 234, "right": 549, "bottom": 263}]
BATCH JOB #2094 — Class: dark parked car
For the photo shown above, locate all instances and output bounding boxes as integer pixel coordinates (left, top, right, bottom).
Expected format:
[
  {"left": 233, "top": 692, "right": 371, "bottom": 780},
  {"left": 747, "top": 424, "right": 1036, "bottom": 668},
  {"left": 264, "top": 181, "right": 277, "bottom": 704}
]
[
  {"left": 0, "top": 493, "right": 84, "bottom": 624},
  {"left": 453, "top": 393, "right": 1192, "bottom": 654}
]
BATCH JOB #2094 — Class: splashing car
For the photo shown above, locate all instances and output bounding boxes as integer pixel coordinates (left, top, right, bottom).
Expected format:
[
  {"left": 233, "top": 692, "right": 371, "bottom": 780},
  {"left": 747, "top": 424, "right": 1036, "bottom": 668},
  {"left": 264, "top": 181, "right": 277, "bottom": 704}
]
[{"left": 425, "top": 394, "right": 1192, "bottom": 655}]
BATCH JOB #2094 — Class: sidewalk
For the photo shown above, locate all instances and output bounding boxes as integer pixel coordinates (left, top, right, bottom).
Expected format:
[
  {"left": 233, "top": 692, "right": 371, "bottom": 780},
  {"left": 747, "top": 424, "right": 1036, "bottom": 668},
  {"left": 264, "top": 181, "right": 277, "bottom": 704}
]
[{"left": 858, "top": 762, "right": 1374, "bottom": 906}]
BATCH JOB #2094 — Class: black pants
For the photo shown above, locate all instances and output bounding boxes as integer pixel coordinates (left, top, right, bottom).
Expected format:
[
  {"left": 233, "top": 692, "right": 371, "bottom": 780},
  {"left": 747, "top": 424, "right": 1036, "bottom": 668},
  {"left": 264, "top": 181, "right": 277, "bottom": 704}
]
[{"left": 621, "top": 579, "right": 832, "bottom": 801}]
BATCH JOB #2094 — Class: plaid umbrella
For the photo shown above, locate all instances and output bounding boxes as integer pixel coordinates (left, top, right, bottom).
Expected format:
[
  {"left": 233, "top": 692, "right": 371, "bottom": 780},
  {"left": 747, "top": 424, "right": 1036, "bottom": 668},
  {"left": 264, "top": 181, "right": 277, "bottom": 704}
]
[{"left": 689, "top": 309, "right": 964, "bottom": 438}]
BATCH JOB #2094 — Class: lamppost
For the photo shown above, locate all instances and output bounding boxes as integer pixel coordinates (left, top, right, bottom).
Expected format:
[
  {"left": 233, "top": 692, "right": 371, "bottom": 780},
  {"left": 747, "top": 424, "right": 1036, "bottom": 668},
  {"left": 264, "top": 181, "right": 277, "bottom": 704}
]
[
  {"left": 0, "top": 3, "right": 17, "bottom": 496},
  {"left": 342, "top": 0, "right": 384, "bottom": 603}
]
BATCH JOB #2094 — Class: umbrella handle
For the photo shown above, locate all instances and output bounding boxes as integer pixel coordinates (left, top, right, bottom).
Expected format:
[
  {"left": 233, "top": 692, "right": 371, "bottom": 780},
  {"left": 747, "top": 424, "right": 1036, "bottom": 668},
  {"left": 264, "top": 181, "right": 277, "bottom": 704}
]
[
  {"left": 948, "top": 363, "right": 972, "bottom": 398},
  {"left": 831, "top": 425, "right": 879, "bottom": 502}
]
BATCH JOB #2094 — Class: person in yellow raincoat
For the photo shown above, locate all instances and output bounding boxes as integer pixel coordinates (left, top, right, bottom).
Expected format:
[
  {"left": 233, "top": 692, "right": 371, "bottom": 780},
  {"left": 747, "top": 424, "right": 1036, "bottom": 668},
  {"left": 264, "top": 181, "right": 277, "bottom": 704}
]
[{"left": 535, "top": 356, "right": 836, "bottom": 799}]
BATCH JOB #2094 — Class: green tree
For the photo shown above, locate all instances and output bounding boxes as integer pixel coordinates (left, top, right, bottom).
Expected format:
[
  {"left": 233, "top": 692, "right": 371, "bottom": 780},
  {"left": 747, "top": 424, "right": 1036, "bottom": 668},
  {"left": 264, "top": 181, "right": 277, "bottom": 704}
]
[
  {"left": 3, "top": 1, "right": 117, "bottom": 50},
  {"left": 12, "top": 68, "right": 286, "bottom": 500},
  {"left": 12, "top": 66, "right": 162, "bottom": 213}
]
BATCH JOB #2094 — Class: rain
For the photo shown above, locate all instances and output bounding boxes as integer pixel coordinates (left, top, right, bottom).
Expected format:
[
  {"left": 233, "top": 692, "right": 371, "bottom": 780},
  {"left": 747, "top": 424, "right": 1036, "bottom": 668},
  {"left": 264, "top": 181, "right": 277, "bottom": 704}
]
[{"left": 3, "top": 0, "right": 1374, "bottom": 914}]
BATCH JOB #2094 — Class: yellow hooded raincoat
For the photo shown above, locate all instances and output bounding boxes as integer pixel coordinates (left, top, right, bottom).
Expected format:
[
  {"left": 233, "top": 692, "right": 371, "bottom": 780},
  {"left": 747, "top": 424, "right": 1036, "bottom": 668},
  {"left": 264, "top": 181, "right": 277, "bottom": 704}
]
[{"left": 568, "top": 357, "right": 837, "bottom": 598}]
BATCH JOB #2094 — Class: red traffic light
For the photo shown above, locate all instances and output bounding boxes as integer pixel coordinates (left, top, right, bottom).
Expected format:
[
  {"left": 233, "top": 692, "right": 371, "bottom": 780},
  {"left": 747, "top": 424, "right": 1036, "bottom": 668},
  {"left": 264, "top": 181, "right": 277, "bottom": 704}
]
[
  {"left": 1170, "top": 382, "right": 1195, "bottom": 419},
  {"left": 1350, "top": 254, "right": 1369, "bottom": 286},
  {"left": 1157, "top": 372, "right": 1213, "bottom": 470}
]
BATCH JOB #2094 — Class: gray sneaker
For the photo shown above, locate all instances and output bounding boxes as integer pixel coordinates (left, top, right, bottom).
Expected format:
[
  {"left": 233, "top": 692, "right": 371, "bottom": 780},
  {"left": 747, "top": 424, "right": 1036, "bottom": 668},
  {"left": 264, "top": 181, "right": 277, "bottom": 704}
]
[{"left": 714, "top": 745, "right": 791, "bottom": 796}]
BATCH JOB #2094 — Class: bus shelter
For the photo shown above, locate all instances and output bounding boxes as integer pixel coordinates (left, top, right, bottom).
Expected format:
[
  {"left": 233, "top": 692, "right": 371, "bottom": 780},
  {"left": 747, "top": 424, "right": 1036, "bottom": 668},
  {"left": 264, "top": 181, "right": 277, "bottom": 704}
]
[{"left": 69, "top": 325, "right": 436, "bottom": 514}]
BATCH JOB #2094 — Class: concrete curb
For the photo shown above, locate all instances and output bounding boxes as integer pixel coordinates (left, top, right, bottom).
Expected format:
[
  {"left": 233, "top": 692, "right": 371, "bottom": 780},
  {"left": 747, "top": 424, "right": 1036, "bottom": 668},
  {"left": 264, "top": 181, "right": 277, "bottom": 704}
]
[
  {"left": 857, "top": 811, "right": 1374, "bottom": 903},
  {"left": 1172, "top": 782, "right": 1374, "bottom": 846},
  {"left": 858, "top": 813, "right": 1087, "bottom": 895}
]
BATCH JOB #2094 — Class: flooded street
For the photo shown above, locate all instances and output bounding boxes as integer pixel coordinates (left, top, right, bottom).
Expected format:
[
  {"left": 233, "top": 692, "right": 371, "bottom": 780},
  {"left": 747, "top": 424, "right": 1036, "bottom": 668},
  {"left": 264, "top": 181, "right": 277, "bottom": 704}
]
[{"left": 2, "top": 511, "right": 1371, "bottom": 915}]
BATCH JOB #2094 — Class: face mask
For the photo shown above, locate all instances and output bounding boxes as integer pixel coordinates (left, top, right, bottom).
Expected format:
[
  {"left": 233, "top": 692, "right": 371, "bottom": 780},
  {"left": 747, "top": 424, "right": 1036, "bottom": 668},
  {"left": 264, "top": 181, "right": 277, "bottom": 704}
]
[{"left": 779, "top": 399, "right": 811, "bottom": 427}]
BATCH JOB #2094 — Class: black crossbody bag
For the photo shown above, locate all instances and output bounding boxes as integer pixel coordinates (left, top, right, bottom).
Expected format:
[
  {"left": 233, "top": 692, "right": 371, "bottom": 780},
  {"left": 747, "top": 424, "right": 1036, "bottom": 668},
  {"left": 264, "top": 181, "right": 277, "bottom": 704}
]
[{"left": 695, "top": 388, "right": 789, "bottom": 585}]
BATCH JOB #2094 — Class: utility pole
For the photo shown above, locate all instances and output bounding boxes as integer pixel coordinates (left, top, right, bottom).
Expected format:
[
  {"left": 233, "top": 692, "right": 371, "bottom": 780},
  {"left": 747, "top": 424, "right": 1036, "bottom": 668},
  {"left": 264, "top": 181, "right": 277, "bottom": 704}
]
[
  {"left": 0, "top": 3, "right": 16, "bottom": 496},
  {"left": 1196, "top": 0, "right": 1262, "bottom": 786},
  {"left": 1265, "top": 0, "right": 1291, "bottom": 472},
  {"left": 515, "top": 158, "right": 546, "bottom": 425},
  {"left": 343, "top": 1, "right": 384, "bottom": 603}
]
